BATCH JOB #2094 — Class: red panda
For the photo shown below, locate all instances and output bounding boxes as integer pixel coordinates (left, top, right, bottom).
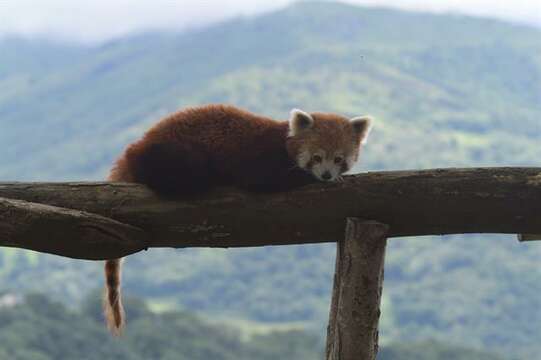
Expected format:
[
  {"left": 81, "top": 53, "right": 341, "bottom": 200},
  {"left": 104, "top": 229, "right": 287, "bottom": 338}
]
[{"left": 104, "top": 104, "right": 373, "bottom": 335}]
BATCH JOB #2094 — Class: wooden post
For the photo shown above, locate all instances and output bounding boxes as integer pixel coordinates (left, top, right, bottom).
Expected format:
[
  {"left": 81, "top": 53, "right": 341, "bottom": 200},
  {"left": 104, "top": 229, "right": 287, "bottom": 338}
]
[{"left": 326, "top": 219, "right": 389, "bottom": 360}]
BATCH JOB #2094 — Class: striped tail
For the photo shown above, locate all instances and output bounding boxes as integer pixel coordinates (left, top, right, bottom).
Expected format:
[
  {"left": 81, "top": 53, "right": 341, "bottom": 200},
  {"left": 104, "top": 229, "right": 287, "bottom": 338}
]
[{"left": 103, "top": 258, "right": 125, "bottom": 335}]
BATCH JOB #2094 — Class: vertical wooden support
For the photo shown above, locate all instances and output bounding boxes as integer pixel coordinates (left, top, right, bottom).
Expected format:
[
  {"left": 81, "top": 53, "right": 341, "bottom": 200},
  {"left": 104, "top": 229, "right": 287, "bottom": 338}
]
[{"left": 326, "top": 219, "right": 389, "bottom": 360}]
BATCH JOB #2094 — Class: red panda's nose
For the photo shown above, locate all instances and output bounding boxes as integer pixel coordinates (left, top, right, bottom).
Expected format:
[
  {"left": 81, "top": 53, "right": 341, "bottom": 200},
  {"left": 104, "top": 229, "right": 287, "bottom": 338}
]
[{"left": 322, "top": 171, "right": 332, "bottom": 181}]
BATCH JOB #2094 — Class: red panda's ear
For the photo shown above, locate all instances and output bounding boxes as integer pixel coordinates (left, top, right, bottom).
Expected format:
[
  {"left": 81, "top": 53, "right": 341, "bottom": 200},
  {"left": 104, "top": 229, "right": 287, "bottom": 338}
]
[
  {"left": 351, "top": 115, "right": 373, "bottom": 145},
  {"left": 289, "top": 109, "right": 314, "bottom": 136}
]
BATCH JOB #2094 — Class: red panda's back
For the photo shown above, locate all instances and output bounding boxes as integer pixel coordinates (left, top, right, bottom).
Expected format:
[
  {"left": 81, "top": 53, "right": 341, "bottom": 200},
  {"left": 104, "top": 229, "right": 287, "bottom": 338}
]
[
  {"left": 152, "top": 105, "right": 285, "bottom": 157},
  {"left": 109, "top": 104, "right": 301, "bottom": 193}
]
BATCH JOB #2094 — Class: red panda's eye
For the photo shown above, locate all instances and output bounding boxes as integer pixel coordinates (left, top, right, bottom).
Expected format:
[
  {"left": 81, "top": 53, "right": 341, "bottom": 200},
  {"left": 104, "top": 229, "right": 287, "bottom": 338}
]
[
  {"left": 312, "top": 155, "right": 322, "bottom": 163},
  {"left": 334, "top": 156, "right": 343, "bottom": 164}
]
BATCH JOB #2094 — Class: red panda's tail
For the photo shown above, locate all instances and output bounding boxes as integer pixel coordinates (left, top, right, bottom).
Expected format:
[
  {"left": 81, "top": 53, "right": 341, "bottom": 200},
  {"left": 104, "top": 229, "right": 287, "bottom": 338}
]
[{"left": 103, "top": 258, "right": 125, "bottom": 336}]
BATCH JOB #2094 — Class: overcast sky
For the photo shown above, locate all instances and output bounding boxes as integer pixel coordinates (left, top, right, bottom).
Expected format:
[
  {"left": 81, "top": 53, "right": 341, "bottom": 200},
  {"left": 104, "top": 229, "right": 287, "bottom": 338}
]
[{"left": 0, "top": 0, "right": 539, "bottom": 43}]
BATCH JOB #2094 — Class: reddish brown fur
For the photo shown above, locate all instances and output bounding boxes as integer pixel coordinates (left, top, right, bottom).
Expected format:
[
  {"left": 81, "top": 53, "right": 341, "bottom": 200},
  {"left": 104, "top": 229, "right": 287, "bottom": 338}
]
[
  {"left": 104, "top": 104, "right": 364, "bottom": 335},
  {"left": 110, "top": 104, "right": 318, "bottom": 195},
  {"left": 103, "top": 258, "right": 124, "bottom": 335},
  {"left": 286, "top": 112, "right": 365, "bottom": 171}
]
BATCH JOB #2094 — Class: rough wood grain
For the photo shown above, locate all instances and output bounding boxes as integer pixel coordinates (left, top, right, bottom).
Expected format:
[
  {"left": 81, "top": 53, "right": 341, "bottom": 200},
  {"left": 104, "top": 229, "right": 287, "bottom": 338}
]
[
  {"left": 0, "top": 167, "right": 540, "bottom": 257},
  {"left": 517, "top": 234, "right": 541, "bottom": 242},
  {"left": 326, "top": 219, "right": 388, "bottom": 360},
  {"left": 0, "top": 197, "right": 147, "bottom": 259}
]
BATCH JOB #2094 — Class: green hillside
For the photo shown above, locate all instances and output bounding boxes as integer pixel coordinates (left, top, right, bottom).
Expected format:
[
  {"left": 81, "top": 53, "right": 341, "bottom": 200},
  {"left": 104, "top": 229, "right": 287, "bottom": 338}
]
[
  {"left": 0, "top": 292, "right": 503, "bottom": 360},
  {"left": 0, "top": 1, "right": 540, "bottom": 358},
  {"left": 0, "top": 292, "right": 322, "bottom": 360},
  {"left": 378, "top": 341, "right": 505, "bottom": 360}
]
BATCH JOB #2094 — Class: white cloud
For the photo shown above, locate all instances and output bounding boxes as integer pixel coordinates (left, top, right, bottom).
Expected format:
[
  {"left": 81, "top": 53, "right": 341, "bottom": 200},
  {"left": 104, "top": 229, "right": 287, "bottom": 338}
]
[
  {"left": 0, "top": 0, "right": 539, "bottom": 43},
  {"left": 343, "top": 0, "right": 541, "bottom": 25},
  {"left": 0, "top": 0, "right": 288, "bottom": 42}
]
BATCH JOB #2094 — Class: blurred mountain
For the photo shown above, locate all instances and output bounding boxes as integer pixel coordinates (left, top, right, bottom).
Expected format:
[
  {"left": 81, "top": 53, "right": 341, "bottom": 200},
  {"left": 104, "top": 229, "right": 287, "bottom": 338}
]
[
  {"left": 0, "top": 2, "right": 540, "bottom": 358},
  {"left": 0, "top": 292, "right": 504, "bottom": 360}
]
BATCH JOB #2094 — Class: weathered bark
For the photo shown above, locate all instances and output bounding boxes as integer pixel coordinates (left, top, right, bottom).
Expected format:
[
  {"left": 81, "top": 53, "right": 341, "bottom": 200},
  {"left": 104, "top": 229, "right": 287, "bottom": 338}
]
[
  {"left": 326, "top": 219, "right": 388, "bottom": 360},
  {"left": 517, "top": 234, "right": 541, "bottom": 242},
  {"left": 0, "top": 197, "right": 147, "bottom": 259},
  {"left": 0, "top": 167, "right": 540, "bottom": 259}
]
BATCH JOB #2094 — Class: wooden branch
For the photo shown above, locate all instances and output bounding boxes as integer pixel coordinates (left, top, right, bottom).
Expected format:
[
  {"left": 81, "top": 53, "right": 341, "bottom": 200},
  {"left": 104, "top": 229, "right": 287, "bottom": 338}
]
[
  {"left": 326, "top": 219, "right": 388, "bottom": 360},
  {"left": 0, "top": 167, "right": 540, "bottom": 259},
  {"left": 517, "top": 234, "right": 541, "bottom": 242},
  {"left": 0, "top": 197, "right": 147, "bottom": 259}
]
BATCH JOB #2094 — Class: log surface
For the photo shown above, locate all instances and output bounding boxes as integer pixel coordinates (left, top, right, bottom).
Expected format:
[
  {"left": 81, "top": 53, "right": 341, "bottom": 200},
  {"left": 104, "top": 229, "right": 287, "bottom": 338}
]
[
  {"left": 0, "top": 167, "right": 540, "bottom": 258},
  {"left": 0, "top": 197, "right": 147, "bottom": 259}
]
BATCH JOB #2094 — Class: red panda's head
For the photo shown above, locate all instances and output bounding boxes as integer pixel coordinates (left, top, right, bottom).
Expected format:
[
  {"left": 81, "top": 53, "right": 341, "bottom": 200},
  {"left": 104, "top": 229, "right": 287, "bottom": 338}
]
[{"left": 286, "top": 109, "right": 372, "bottom": 182}]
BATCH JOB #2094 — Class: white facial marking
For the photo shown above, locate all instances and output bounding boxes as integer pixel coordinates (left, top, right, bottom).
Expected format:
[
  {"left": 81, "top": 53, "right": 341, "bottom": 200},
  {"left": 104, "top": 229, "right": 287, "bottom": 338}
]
[
  {"left": 311, "top": 153, "right": 343, "bottom": 182},
  {"left": 345, "top": 154, "right": 356, "bottom": 172},
  {"left": 296, "top": 149, "right": 311, "bottom": 168}
]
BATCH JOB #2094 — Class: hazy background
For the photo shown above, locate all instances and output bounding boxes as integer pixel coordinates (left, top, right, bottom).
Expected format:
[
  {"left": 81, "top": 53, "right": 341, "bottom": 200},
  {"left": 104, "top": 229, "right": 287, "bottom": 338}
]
[
  {"left": 0, "top": 1, "right": 540, "bottom": 359},
  {"left": 1, "top": 0, "right": 539, "bottom": 42}
]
